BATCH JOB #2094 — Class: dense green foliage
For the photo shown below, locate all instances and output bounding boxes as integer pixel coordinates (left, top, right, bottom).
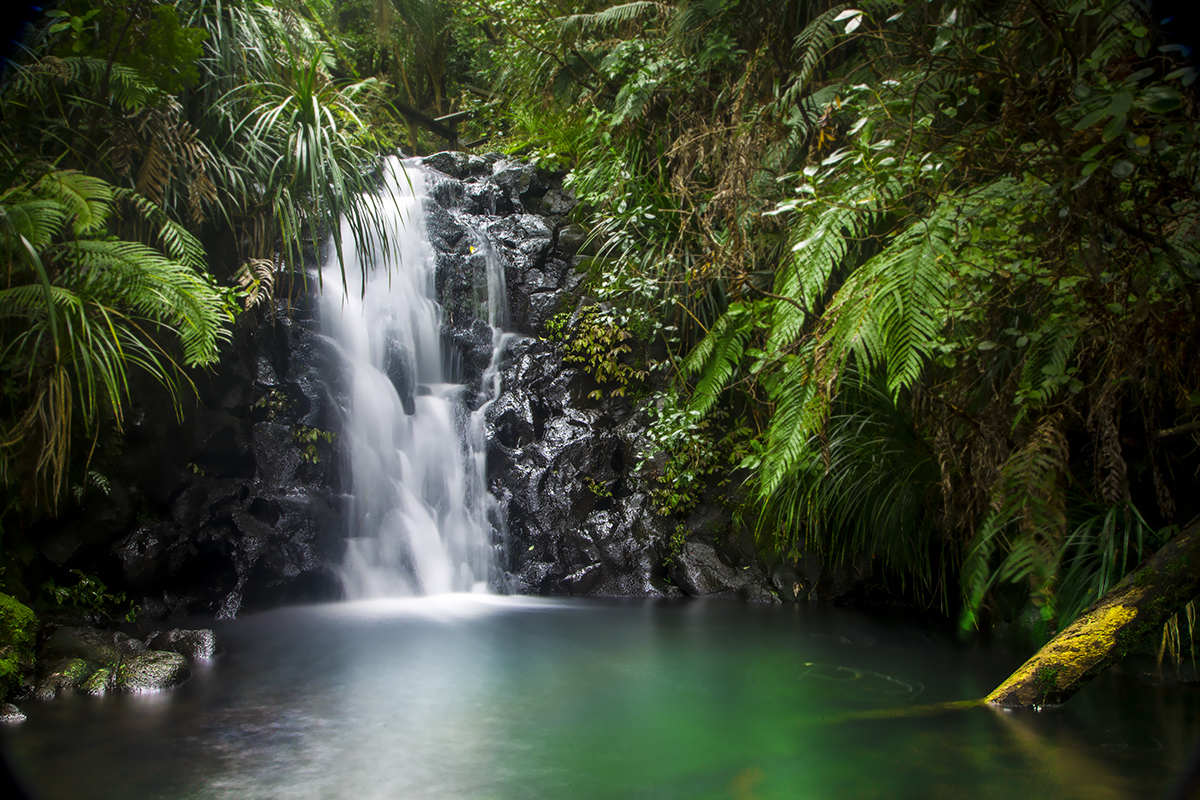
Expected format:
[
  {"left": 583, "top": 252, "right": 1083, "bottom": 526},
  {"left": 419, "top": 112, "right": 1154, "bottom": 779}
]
[
  {"left": 0, "top": 592, "right": 36, "bottom": 696},
  {"left": 2, "top": 0, "right": 1196, "bottom": 644},
  {"left": 461, "top": 0, "right": 1200, "bottom": 638},
  {"left": 0, "top": 0, "right": 407, "bottom": 511}
]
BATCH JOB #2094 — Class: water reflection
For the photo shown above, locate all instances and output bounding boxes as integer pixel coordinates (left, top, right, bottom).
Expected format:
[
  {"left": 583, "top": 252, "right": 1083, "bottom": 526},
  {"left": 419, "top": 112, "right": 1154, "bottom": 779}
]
[{"left": 2, "top": 598, "right": 1196, "bottom": 799}]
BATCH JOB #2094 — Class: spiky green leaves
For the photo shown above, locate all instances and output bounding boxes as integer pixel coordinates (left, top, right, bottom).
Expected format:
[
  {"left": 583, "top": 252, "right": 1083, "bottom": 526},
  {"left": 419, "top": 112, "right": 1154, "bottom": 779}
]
[{"left": 0, "top": 169, "right": 231, "bottom": 505}]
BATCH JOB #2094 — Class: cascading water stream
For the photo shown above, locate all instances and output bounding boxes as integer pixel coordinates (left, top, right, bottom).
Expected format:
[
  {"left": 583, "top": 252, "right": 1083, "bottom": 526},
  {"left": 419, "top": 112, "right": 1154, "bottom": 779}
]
[{"left": 319, "top": 157, "right": 503, "bottom": 598}]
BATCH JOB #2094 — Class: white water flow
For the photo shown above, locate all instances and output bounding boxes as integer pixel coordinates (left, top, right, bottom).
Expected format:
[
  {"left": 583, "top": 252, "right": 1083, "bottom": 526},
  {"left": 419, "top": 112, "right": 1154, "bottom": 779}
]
[{"left": 320, "top": 157, "right": 503, "bottom": 598}]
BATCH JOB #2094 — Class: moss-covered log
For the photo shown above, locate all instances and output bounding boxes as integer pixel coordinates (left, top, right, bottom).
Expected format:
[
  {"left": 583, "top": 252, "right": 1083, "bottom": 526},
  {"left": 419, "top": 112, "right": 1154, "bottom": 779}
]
[{"left": 987, "top": 519, "right": 1200, "bottom": 708}]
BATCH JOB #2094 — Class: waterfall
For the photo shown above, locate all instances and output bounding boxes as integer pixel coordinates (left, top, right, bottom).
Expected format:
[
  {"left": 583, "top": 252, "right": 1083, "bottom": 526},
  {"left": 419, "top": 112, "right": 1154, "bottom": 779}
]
[{"left": 320, "top": 157, "right": 502, "bottom": 598}]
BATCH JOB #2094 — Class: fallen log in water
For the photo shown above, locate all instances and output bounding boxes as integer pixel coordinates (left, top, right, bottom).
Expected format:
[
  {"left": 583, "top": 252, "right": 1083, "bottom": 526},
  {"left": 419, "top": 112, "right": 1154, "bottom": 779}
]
[{"left": 987, "top": 517, "right": 1200, "bottom": 708}]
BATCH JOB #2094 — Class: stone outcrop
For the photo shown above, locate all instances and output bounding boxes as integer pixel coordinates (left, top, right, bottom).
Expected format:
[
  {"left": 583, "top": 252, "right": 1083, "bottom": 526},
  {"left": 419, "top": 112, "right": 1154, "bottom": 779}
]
[
  {"left": 33, "top": 282, "right": 347, "bottom": 621},
  {"left": 420, "top": 152, "right": 787, "bottom": 601},
  {"left": 30, "top": 625, "right": 215, "bottom": 700}
]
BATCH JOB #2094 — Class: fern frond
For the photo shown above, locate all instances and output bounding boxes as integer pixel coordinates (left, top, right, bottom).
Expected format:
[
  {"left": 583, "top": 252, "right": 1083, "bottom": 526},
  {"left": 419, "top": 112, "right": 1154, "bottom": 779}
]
[
  {"left": 759, "top": 343, "right": 821, "bottom": 496},
  {"left": 33, "top": 171, "right": 112, "bottom": 236},
  {"left": 857, "top": 204, "right": 954, "bottom": 396},
  {"left": 681, "top": 302, "right": 756, "bottom": 416},
  {"left": 5, "top": 56, "right": 159, "bottom": 113},
  {"left": 556, "top": 2, "right": 674, "bottom": 38},
  {"left": 770, "top": 178, "right": 877, "bottom": 345},
  {"left": 771, "top": 4, "right": 851, "bottom": 115},
  {"left": 112, "top": 188, "right": 208, "bottom": 274},
  {"left": 0, "top": 199, "right": 65, "bottom": 249}
]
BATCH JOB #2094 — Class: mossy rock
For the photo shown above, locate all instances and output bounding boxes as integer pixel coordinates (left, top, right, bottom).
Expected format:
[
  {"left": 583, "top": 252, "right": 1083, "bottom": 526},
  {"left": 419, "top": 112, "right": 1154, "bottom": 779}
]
[
  {"left": 115, "top": 651, "right": 190, "bottom": 692},
  {"left": 81, "top": 667, "right": 113, "bottom": 696},
  {"left": 0, "top": 593, "right": 37, "bottom": 699},
  {"left": 34, "top": 657, "right": 95, "bottom": 700}
]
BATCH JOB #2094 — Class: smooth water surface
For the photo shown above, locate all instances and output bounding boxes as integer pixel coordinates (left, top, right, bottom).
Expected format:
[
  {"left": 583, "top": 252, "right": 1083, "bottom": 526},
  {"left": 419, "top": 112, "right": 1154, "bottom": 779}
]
[{"left": 4, "top": 597, "right": 1197, "bottom": 799}]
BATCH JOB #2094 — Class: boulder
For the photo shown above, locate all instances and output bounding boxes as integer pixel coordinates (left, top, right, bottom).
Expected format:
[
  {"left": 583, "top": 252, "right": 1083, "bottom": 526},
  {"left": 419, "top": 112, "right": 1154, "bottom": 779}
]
[
  {"left": 669, "top": 539, "right": 776, "bottom": 601},
  {"left": 116, "top": 651, "right": 190, "bottom": 692},
  {"left": 146, "top": 628, "right": 216, "bottom": 661},
  {"left": 34, "top": 658, "right": 94, "bottom": 700}
]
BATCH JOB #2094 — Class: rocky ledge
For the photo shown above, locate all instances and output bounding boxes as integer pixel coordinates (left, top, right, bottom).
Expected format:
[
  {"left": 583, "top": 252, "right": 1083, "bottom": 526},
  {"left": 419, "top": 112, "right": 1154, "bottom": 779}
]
[
  {"left": 419, "top": 152, "right": 815, "bottom": 603},
  {"left": 26, "top": 625, "right": 216, "bottom": 705}
]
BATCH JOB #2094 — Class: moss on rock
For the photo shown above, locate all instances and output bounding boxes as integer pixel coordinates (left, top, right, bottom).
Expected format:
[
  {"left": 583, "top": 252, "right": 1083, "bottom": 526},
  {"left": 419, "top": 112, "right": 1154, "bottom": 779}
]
[
  {"left": 34, "top": 657, "right": 95, "bottom": 700},
  {"left": 81, "top": 667, "right": 113, "bottom": 696},
  {"left": 0, "top": 593, "right": 37, "bottom": 699}
]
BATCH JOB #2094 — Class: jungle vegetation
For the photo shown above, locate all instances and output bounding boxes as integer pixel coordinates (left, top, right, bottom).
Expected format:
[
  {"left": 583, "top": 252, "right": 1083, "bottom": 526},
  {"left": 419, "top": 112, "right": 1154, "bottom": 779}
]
[
  {"left": 0, "top": 0, "right": 400, "bottom": 602},
  {"left": 2, "top": 0, "right": 1198, "bottom": 650},
  {"left": 462, "top": 0, "right": 1200, "bottom": 645}
]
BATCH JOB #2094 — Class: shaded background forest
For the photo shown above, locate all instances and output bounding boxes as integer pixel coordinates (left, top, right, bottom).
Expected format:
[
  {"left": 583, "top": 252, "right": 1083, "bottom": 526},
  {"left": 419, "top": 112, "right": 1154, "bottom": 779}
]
[{"left": 1, "top": 0, "right": 1199, "bottom": 669}]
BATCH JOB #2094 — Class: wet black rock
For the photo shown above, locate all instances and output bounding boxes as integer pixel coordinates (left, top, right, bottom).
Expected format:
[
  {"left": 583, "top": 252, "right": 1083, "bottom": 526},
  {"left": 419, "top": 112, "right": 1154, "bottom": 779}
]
[
  {"left": 422, "top": 153, "right": 580, "bottom": 341},
  {"left": 417, "top": 154, "right": 784, "bottom": 602},
  {"left": 98, "top": 290, "right": 347, "bottom": 619},
  {"left": 145, "top": 628, "right": 217, "bottom": 661}
]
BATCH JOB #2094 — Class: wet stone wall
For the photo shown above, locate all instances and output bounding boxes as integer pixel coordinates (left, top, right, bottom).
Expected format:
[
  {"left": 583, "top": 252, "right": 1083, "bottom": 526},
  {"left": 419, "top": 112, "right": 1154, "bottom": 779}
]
[{"left": 35, "top": 152, "right": 833, "bottom": 623}]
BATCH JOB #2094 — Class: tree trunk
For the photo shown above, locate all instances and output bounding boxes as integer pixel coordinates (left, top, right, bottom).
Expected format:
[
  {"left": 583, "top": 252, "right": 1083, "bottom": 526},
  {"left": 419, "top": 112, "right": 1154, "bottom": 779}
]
[{"left": 987, "top": 518, "right": 1200, "bottom": 708}]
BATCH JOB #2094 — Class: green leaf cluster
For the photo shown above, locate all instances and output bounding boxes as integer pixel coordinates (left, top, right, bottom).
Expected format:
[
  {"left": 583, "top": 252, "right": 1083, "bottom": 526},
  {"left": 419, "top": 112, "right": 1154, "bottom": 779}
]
[{"left": 492, "top": 0, "right": 1200, "bottom": 634}]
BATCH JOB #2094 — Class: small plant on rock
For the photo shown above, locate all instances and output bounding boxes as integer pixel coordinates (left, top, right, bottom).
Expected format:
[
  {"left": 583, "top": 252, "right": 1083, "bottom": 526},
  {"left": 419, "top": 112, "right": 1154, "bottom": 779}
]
[
  {"left": 545, "top": 305, "right": 647, "bottom": 399},
  {"left": 41, "top": 569, "right": 136, "bottom": 622},
  {"left": 292, "top": 426, "right": 336, "bottom": 463}
]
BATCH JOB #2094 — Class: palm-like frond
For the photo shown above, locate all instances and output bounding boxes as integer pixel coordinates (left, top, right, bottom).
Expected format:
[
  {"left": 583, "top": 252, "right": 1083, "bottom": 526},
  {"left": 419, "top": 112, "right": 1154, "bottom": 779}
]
[
  {"left": 557, "top": 2, "right": 675, "bottom": 39},
  {"left": 0, "top": 169, "right": 231, "bottom": 504}
]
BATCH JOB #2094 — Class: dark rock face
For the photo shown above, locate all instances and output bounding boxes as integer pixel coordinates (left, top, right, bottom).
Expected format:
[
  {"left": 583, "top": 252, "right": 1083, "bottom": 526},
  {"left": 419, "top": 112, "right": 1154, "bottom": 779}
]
[
  {"left": 30, "top": 274, "right": 349, "bottom": 621},
  {"left": 421, "top": 153, "right": 783, "bottom": 602},
  {"left": 112, "top": 295, "right": 346, "bottom": 619},
  {"left": 421, "top": 153, "right": 583, "bottom": 347}
]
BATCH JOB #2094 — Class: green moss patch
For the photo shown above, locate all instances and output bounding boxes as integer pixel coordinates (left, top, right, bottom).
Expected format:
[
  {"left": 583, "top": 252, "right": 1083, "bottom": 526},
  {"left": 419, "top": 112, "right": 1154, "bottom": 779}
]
[{"left": 0, "top": 593, "right": 37, "bottom": 699}]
